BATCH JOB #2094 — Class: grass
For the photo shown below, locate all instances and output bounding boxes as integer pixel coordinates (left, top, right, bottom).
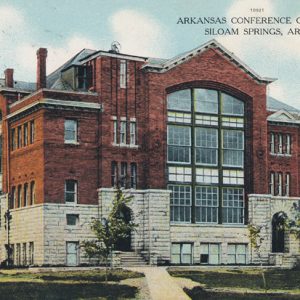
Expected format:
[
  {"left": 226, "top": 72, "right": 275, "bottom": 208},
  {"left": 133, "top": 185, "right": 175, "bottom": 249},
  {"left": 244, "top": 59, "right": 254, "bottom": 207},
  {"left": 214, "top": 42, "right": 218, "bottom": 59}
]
[
  {"left": 169, "top": 267, "right": 300, "bottom": 300},
  {"left": 0, "top": 269, "right": 144, "bottom": 299}
]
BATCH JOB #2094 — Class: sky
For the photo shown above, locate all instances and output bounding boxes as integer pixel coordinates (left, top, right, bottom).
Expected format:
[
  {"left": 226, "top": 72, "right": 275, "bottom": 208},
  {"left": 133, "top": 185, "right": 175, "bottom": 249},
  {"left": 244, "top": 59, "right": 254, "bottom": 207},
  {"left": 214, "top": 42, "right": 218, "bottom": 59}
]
[{"left": 0, "top": 0, "right": 300, "bottom": 109}]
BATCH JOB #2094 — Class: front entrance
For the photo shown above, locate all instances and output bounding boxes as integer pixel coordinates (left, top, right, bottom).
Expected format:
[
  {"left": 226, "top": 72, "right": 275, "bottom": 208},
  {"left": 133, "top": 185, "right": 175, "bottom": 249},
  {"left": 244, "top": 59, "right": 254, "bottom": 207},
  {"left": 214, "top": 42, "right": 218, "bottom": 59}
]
[
  {"left": 115, "top": 205, "right": 132, "bottom": 251},
  {"left": 272, "top": 212, "right": 286, "bottom": 253},
  {"left": 66, "top": 242, "right": 79, "bottom": 266}
]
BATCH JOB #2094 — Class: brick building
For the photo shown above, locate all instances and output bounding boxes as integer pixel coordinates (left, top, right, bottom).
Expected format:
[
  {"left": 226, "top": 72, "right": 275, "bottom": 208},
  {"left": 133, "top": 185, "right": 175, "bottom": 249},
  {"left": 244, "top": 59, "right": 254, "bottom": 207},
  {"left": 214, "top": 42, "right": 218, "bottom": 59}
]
[{"left": 0, "top": 39, "right": 299, "bottom": 267}]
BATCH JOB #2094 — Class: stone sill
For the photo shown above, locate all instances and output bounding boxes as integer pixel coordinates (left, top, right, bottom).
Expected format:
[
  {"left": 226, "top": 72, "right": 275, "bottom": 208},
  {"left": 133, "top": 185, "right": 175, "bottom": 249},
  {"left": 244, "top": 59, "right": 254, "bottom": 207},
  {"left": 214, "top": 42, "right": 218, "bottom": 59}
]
[
  {"left": 171, "top": 223, "right": 247, "bottom": 229},
  {"left": 112, "top": 143, "right": 139, "bottom": 149}
]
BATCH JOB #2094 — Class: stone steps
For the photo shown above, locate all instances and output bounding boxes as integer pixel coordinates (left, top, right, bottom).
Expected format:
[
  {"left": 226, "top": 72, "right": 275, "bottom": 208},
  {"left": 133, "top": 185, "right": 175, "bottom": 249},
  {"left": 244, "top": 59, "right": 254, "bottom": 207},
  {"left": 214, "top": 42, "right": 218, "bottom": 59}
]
[{"left": 118, "top": 251, "right": 148, "bottom": 266}]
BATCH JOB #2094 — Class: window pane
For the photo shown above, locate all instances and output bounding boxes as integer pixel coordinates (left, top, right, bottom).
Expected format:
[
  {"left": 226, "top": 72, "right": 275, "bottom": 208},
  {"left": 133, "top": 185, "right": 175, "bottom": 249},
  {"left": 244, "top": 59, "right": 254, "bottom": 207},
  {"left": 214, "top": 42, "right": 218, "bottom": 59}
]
[
  {"left": 222, "top": 188, "right": 244, "bottom": 224},
  {"left": 223, "top": 130, "right": 244, "bottom": 167},
  {"left": 195, "top": 89, "right": 218, "bottom": 114},
  {"left": 169, "top": 185, "right": 191, "bottom": 222},
  {"left": 195, "top": 128, "right": 218, "bottom": 165},
  {"left": 167, "top": 90, "right": 191, "bottom": 111},
  {"left": 64, "top": 120, "right": 77, "bottom": 142},
  {"left": 222, "top": 93, "right": 244, "bottom": 116}
]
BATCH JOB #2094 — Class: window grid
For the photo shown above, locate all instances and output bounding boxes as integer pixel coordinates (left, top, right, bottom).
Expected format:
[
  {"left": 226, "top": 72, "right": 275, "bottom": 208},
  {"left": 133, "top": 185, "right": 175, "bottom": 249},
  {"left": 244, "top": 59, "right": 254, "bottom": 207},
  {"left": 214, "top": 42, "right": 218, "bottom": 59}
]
[
  {"left": 285, "top": 173, "right": 290, "bottom": 196},
  {"left": 120, "top": 60, "right": 127, "bottom": 88},
  {"left": 167, "top": 88, "right": 245, "bottom": 224},
  {"left": 113, "top": 120, "right": 117, "bottom": 144},
  {"left": 168, "top": 111, "right": 191, "bottom": 124},
  {"left": 222, "top": 188, "right": 244, "bottom": 224},
  {"left": 64, "top": 120, "right": 77, "bottom": 143},
  {"left": 65, "top": 180, "right": 77, "bottom": 203},
  {"left": 195, "top": 186, "right": 218, "bottom": 223},
  {"left": 130, "top": 163, "right": 137, "bottom": 189},
  {"left": 227, "top": 244, "right": 247, "bottom": 264},
  {"left": 130, "top": 122, "right": 136, "bottom": 145},
  {"left": 120, "top": 121, "right": 127, "bottom": 144},
  {"left": 169, "top": 185, "right": 191, "bottom": 223}
]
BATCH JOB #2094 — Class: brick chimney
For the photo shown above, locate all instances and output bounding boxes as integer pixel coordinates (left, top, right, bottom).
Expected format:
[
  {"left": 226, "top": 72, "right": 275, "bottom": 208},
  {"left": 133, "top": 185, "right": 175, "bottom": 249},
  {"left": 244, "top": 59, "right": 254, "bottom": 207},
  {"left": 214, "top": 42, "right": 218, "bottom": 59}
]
[
  {"left": 4, "top": 68, "right": 14, "bottom": 88},
  {"left": 36, "top": 48, "right": 47, "bottom": 89}
]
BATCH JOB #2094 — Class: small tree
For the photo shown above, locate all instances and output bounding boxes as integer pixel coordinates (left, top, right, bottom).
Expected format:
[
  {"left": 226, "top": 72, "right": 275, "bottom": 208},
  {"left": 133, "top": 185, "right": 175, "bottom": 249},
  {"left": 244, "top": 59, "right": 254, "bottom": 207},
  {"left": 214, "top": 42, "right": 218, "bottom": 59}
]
[
  {"left": 248, "top": 223, "right": 267, "bottom": 290},
  {"left": 82, "top": 187, "right": 136, "bottom": 281},
  {"left": 286, "top": 202, "right": 300, "bottom": 239}
]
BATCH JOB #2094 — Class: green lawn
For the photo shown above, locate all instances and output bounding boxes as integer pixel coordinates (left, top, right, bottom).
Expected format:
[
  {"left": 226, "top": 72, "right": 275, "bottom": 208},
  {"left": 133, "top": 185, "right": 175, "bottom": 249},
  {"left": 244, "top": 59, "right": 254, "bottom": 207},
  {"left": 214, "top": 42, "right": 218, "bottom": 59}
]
[
  {"left": 0, "top": 269, "right": 144, "bottom": 300},
  {"left": 169, "top": 267, "right": 300, "bottom": 300}
]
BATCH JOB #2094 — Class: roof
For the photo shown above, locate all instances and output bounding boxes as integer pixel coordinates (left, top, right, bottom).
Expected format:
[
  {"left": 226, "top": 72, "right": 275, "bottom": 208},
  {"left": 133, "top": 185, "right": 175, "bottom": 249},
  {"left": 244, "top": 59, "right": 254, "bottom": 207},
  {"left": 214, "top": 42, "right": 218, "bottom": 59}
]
[
  {"left": 143, "top": 39, "right": 276, "bottom": 84},
  {"left": 267, "top": 96, "right": 299, "bottom": 113},
  {"left": 47, "top": 48, "right": 97, "bottom": 88},
  {"left": 0, "top": 78, "right": 35, "bottom": 92}
]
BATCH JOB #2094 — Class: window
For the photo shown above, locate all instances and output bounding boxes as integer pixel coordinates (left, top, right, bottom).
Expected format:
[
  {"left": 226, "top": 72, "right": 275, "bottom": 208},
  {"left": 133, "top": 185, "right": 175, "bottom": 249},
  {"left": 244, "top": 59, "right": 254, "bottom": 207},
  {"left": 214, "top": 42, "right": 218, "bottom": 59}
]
[
  {"left": 130, "top": 122, "right": 136, "bottom": 145},
  {"left": 77, "top": 65, "right": 92, "bottom": 90},
  {"left": 167, "top": 88, "right": 245, "bottom": 224},
  {"left": 23, "top": 123, "right": 28, "bottom": 146},
  {"left": 65, "top": 180, "right": 77, "bottom": 203},
  {"left": 30, "top": 120, "right": 35, "bottom": 144},
  {"left": 11, "top": 128, "right": 16, "bottom": 151},
  {"left": 277, "top": 172, "right": 282, "bottom": 196},
  {"left": 195, "top": 128, "right": 218, "bottom": 165},
  {"left": 171, "top": 243, "right": 193, "bottom": 264},
  {"left": 222, "top": 130, "right": 244, "bottom": 167},
  {"left": 286, "top": 134, "right": 291, "bottom": 155},
  {"left": 278, "top": 134, "right": 283, "bottom": 154},
  {"left": 200, "top": 243, "right": 220, "bottom": 264},
  {"left": 113, "top": 120, "right": 118, "bottom": 143},
  {"left": 17, "top": 126, "right": 22, "bottom": 148},
  {"left": 195, "top": 186, "right": 218, "bottom": 223},
  {"left": 168, "top": 125, "right": 191, "bottom": 163},
  {"left": 66, "top": 214, "right": 79, "bottom": 226},
  {"left": 30, "top": 181, "right": 35, "bottom": 205},
  {"left": 111, "top": 161, "right": 118, "bottom": 187},
  {"left": 22, "top": 243, "right": 27, "bottom": 265},
  {"left": 16, "top": 243, "right": 21, "bottom": 266},
  {"left": 130, "top": 163, "right": 137, "bottom": 189},
  {"left": 10, "top": 187, "right": 16, "bottom": 209},
  {"left": 169, "top": 185, "right": 191, "bottom": 222},
  {"left": 168, "top": 166, "right": 192, "bottom": 183},
  {"left": 120, "top": 121, "right": 127, "bottom": 144},
  {"left": 222, "top": 188, "right": 244, "bottom": 224},
  {"left": 17, "top": 185, "right": 22, "bottom": 208},
  {"left": 227, "top": 244, "right": 247, "bottom": 264},
  {"left": 120, "top": 162, "right": 127, "bottom": 188},
  {"left": 285, "top": 173, "right": 290, "bottom": 196},
  {"left": 167, "top": 89, "right": 191, "bottom": 111},
  {"left": 120, "top": 60, "right": 127, "bottom": 88},
  {"left": 270, "top": 172, "right": 275, "bottom": 195},
  {"left": 28, "top": 242, "right": 34, "bottom": 265},
  {"left": 221, "top": 94, "right": 244, "bottom": 115},
  {"left": 270, "top": 133, "right": 275, "bottom": 154},
  {"left": 64, "top": 120, "right": 77, "bottom": 143},
  {"left": 195, "top": 89, "right": 218, "bottom": 114},
  {"left": 24, "top": 183, "right": 28, "bottom": 206}
]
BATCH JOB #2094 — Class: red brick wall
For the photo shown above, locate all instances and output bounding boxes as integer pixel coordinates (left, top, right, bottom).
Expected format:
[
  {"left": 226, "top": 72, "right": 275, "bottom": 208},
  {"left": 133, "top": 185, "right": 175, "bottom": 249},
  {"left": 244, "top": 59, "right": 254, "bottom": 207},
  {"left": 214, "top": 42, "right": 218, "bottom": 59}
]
[
  {"left": 142, "top": 48, "right": 268, "bottom": 193},
  {"left": 267, "top": 123, "right": 299, "bottom": 196}
]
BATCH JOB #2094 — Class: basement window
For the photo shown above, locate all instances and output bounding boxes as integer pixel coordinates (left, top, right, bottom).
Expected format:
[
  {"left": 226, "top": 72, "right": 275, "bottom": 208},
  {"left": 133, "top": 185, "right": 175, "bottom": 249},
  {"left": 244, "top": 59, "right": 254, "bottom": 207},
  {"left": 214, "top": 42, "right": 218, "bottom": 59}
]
[
  {"left": 66, "top": 214, "right": 79, "bottom": 226},
  {"left": 171, "top": 243, "right": 193, "bottom": 265}
]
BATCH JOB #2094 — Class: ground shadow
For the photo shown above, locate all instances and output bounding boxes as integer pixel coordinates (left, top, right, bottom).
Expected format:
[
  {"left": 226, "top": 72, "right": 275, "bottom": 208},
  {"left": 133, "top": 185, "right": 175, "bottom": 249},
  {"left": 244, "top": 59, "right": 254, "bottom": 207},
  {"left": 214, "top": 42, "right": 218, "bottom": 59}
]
[{"left": 0, "top": 282, "right": 138, "bottom": 300}]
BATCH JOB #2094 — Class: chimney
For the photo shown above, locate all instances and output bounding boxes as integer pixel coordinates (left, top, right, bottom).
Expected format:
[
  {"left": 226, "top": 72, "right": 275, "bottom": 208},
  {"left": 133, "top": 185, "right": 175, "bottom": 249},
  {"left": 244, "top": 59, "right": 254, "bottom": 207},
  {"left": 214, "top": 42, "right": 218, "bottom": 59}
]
[
  {"left": 36, "top": 48, "right": 47, "bottom": 89},
  {"left": 4, "top": 68, "right": 14, "bottom": 88}
]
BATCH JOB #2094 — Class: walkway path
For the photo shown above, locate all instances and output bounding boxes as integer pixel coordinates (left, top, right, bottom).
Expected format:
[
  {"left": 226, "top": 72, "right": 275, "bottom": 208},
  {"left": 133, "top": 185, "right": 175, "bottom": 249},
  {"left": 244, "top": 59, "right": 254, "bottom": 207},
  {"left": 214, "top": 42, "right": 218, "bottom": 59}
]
[{"left": 126, "top": 267, "right": 192, "bottom": 300}]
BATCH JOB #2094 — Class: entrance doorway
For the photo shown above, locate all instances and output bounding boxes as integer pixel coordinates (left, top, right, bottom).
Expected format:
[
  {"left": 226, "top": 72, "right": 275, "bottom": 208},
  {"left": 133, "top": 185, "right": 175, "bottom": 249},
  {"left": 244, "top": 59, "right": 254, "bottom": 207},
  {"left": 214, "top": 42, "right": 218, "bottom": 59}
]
[
  {"left": 115, "top": 205, "right": 132, "bottom": 251},
  {"left": 272, "top": 212, "right": 286, "bottom": 253},
  {"left": 66, "top": 242, "right": 79, "bottom": 266}
]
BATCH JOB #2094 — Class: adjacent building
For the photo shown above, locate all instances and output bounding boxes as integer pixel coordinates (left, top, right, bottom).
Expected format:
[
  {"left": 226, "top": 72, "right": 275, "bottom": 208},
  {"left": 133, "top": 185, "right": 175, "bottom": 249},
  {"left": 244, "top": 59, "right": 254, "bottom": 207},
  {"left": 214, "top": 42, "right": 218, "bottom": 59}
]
[{"left": 0, "top": 40, "right": 299, "bottom": 267}]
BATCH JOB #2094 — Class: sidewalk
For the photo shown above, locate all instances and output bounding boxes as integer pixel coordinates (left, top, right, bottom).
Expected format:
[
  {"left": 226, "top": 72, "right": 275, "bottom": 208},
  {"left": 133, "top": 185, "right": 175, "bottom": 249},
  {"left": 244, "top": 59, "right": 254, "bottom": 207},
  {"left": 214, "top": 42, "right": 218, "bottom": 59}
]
[{"left": 126, "top": 267, "right": 191, "bottom": 300}]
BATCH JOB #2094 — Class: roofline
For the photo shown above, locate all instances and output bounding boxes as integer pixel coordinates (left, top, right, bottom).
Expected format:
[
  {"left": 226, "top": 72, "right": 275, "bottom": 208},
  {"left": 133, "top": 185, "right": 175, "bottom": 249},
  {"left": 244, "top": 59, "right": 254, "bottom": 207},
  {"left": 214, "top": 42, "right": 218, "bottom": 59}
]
[
  {"left": 143, "top": 39, "right": 276, "bottom": 84},
  {"left": 80, "top": 50, "right": 147, "bottom": 64},
  {"left": 10, "top": 88, "right": 98, "bottom": 108},
  {"left": 6, "top": 98, "right": 102, "bottom": 120},
  {"left": 0, "top": 87, "right": 33, "bottom": 94}
]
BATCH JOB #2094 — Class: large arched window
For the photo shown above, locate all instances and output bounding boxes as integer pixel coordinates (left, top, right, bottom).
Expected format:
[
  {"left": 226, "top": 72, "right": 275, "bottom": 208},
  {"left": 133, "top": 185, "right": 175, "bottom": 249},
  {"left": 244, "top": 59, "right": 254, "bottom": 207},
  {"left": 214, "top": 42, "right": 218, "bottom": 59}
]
[{"left": 167, "top": 88, "right": 245, "bottom": 224}]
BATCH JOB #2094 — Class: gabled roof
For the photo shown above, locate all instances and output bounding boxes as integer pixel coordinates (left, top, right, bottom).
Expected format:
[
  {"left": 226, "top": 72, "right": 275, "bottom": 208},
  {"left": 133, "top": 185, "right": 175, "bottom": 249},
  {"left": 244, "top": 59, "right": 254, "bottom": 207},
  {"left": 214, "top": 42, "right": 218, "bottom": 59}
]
[
  {"left": 143, "top": 39, "right": 276, "bottom": 84},
  {"left": 267, "top": 109, "right": 300, "bottom": 124},
  {"left": 267, "top": 96, "right": 299, "bottom": 113}
]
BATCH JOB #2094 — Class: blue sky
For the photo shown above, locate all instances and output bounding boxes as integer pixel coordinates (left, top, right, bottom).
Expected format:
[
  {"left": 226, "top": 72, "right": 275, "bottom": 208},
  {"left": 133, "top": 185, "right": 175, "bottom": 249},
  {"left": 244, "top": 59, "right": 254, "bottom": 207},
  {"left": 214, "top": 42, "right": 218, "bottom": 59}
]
[{"left": 1, "top": 0, "right": 300, "bottom": 108}]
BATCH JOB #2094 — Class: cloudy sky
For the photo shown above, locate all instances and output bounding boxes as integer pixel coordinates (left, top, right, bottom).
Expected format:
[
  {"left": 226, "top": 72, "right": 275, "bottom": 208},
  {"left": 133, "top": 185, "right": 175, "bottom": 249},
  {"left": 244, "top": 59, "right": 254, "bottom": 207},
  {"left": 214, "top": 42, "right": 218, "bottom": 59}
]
[{"left": 1, "top": 0, "right": 300, "bottom": 108}]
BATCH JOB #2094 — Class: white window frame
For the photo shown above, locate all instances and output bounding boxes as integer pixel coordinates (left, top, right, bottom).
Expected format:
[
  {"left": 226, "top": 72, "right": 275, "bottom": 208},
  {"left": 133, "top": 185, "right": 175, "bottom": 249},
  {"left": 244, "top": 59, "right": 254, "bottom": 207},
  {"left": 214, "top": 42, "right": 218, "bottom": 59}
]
[
  {"left": 66, "top": 214, "right": 79, "bottom": 226},
  {"left": 278, "top": 134, "right": 283, "bottom": 154},
  {"left": 227, "top": 244, "right": 247, "bottom": 264},
  {"left": 65, "top": 180, "right": 78, "bottom": 203},
  {"left": 278, "top": 173, "right": 282, "bottom": 196},
  {"left": 270, "top": 133, "right": 275, "bottom": 154},
  {"left": 200, "top": 243, "right": 221, "bottom": 264},
  {"left": 130, "top": 121, "right": 136, "bottom": 145},
  {"left": 270, "top": 172, "right": 275, "bottom": 195},
  {"left": 171, "top": 243, "right": 193, "bottom": 265},
  {"left": 113, "top": 120, "right": 118, "bottom": 144},
  {"left": 286, "top": 134, "right": 291, "bottom": 155},
  {"left": 285, "top": 173, "right": 290, "bottom": 196},
  {"left": 120, "top": 121, "right": 127, "bottom": 144},
  {"left": 64, "top": 120, "right": 78, "bottom": 144},
  {"left": 120, "top": 60, "right": 127, "bottom": 88}
]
